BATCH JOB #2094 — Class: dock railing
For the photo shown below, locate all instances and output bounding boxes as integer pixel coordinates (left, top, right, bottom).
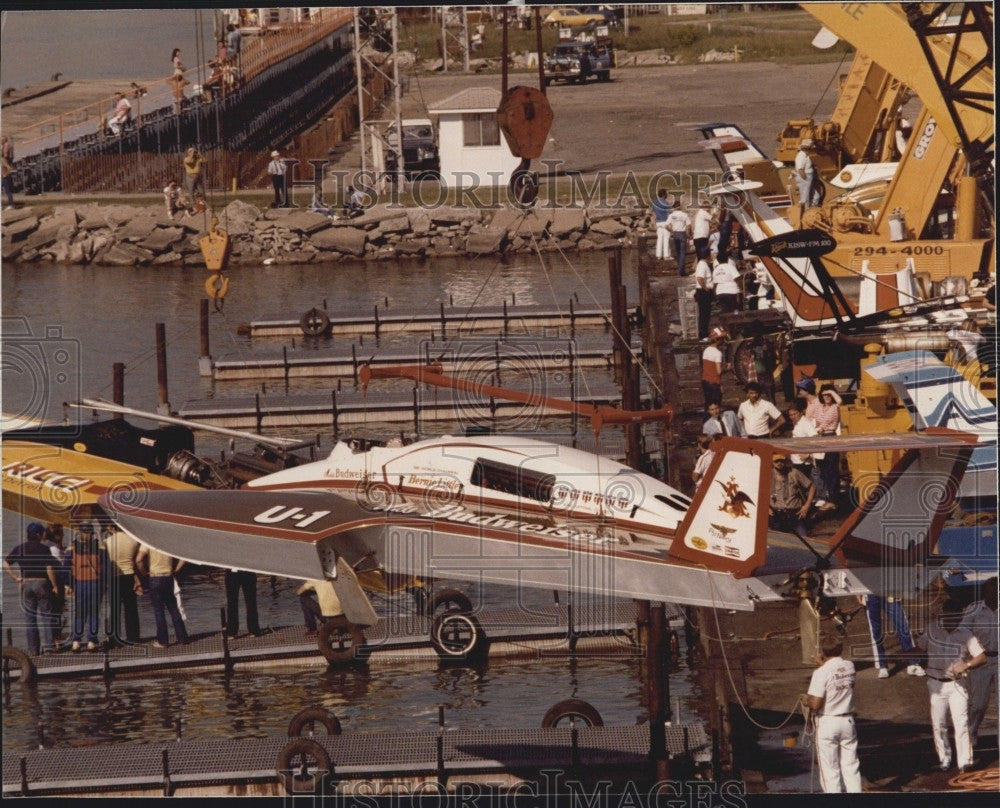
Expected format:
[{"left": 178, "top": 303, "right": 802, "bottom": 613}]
[{"left": 8, "top": 9, "right": 354, "bottom": 165}]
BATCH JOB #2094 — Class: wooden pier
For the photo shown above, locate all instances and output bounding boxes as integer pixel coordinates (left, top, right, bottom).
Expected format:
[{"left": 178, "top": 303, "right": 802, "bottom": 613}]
[
  {"left": 178, "top": 382, "right": 648, "bottom": 430},
  {"left": 2, "top": 723, "right": 712, "bottom": 797},
  {"left": 241, "top": 301, "right": 611, "bottom": 339},
  {"left": 209, "top": 338, "right": 629, "bottom": 382}
]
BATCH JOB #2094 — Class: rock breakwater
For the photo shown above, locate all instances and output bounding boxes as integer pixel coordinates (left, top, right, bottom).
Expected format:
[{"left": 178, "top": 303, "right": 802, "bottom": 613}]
[{"left": 2, "top": 200, "right": 655, "bottom": 267}]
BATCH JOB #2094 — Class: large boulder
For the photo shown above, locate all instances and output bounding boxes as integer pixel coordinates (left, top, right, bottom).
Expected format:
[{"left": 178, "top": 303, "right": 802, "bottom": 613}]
[
  {"left": 221, "top": 199, "right": 264, "bottom": 236},
  {"left": 310, "top": 226, "right": 367, "bottom": 256},
  {"left": 117, "top": 215, "right": 161, "bottom": 242},
  {"left": 2, "top": 212, "right": 40, "bottom": 242},
  {"left": 99, "top": 243, "right": 155, "bottom": 266},
  {"left": 274, "top": 209, "right": 334, "bottom": 235},
  {"left": 548, "top": 207, "right": 587, "bottom": 237},
  {"left": 407, "top": 206, "right": 432, "bottom": 235},
  {"left": 464, "top": 227, "right": 504, "bottom": 255},
  {"left": 138, "top": 226, "right": 186, "bottom": 252}
]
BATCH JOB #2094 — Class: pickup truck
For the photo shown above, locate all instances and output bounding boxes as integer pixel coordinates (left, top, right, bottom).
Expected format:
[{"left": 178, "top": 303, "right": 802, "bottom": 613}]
[
  {"left": 542, "top": 39, "right": 613, "bottom": 86},
  {"left": 384, "top": 118, "right": 440, "bottom": 180}
]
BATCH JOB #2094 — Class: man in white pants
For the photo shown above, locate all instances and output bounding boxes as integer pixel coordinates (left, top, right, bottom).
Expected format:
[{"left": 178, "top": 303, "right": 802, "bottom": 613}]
[
  {"left": 960, "top": 577, "right": 998, "bottom": 748},
  {"left": 913, "top": 599, "right": 987, "bottom": 772},
  {"left": 651, "top": 189, "right": 672, "bottom": 260},
  {"left": 805, "top": 635, "right": 862, "bottom": 792}
]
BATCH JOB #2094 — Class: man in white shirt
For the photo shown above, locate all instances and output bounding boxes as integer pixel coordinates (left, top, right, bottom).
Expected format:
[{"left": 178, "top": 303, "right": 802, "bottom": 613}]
[
  {"left": 703, "top": 401, "right": 744, "bottom": 438},
  {"left": 665, "top": 204, "right": 692, "bottom": 276},
  {"left": 960, "top": 577, "right": 998, "bottom": 747},
  {"left": 267, "top": 149, "right": 287, "bottom": 207},
  {"left": 795, "top": 138, "right": 818, "bottom": 207},
  {"left": 805, "top": 635, "right": 862, "bottom": 793},
  {"left": 911, "top": 599, "right": 988, "bottom": 772},
  {"left": 692, "top": 200, "right": 715, "bottom": 256},
  {"left": 738, "top": 382, "right": 785, "bottom": 438}
]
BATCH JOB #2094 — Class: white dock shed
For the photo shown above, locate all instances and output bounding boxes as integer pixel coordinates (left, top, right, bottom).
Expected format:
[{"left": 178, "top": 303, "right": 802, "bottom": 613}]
[{"left": 428, "top": 87, "right": 521, "bottom": 190}]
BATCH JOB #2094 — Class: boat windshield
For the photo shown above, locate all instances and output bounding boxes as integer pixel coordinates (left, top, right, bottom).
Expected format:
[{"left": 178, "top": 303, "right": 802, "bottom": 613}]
[{"left": 471, "top": 458, "right": 555, "bottom": 503}]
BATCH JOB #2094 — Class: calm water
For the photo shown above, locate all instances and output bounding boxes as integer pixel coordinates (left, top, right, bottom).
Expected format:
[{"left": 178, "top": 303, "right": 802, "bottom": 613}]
[
  {"left": 1, "top": 10, "right": 220, "bottom": 89},
  {"left": 1, "top": 252, "right": 706, "bottom": 754}
]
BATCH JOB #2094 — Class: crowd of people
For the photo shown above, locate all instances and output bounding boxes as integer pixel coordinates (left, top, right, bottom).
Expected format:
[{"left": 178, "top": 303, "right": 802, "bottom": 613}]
[
  {"left": 804, "top": 579, "right": 996, "bottom": 793},
  {"left": 3, "top": 520, "right": 321, "bottom": 654}
]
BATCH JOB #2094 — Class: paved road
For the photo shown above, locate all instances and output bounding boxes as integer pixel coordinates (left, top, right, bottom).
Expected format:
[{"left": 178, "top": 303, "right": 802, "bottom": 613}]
[{"left": 332, "top": 60, "right": 847, "bottom": 181}]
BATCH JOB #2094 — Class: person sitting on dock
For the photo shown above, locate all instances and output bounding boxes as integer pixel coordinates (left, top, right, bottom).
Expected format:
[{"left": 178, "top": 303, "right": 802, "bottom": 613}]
[
  {"left": 298, "top": 579, "right": 344, "bottom": 638},
  {"left": 163, "top": 181, "right": 190, "bottom": 219},
  {"left": 343, "top": 185, "right": 365, "bottom": 218},
  {"left": 107, "top": 91, "right": 132, "bottom": 136}
]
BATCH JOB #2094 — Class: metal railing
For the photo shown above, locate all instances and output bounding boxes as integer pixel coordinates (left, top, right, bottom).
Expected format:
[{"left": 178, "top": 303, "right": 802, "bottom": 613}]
[{"left": 8, "top": 9, "right": 354, "bottom": 163}]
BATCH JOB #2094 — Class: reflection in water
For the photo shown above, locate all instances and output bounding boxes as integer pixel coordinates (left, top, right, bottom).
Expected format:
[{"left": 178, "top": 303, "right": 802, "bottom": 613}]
[
  {"left": 4, "top": 652, "right": 698, "bottom": 753},
  {"left": 1, "top": 253, "right": 682, "bottom": 754}
]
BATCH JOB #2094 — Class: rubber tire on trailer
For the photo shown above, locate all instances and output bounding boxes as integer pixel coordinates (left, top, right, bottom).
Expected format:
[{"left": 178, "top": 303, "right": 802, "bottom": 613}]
[
  {"left": 276, "top": 738, "right": 331, "bottom": 795},
  {"left": 731, "top": 337, "right": 751, "bottom": 388},
  {"left": 316, "top": 617, "right": 366, "bottom": 664},
  {"left": 2, "top": 646, "right": 37, "bottom": 686},
  {"left": 430, "top": 609, "right": 487, "bottom": 661},
  {"left": 598, "top": 71, "right": 610, "bottom": 81},
  {"left": 288, "top": 706, "right": 343, "bottom": 737},
  {"left": 541, "top": 698, "right": 604, "bottom": 728},
  {"left": 424, "top": 587, "right": 473, "bottom": 617},
  {"left": 300, "top": 307, "right": 330, "bottom": 337}
]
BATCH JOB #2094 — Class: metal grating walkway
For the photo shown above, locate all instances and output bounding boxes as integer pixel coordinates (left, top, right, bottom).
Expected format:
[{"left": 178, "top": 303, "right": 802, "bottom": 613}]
[
  {"left": 8, "top": 602, "right": 682, "bottom": 681},
  {"left": 2, "top": 723, "right": 711, "bottom": 796}
]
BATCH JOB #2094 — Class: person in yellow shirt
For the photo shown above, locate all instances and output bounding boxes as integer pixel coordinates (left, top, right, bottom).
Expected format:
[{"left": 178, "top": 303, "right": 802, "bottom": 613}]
[
  {"left": 136, "top": 544, "right": 188, "bottom": 647},
  {"left": 297, "top": 580, "right": 344, "bottom": 637}
]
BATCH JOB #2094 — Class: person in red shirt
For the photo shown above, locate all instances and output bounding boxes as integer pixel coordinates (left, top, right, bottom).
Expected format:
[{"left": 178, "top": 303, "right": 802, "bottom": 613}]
[{"left": 701, "top": 326, "right": 728, "bottom": 408}]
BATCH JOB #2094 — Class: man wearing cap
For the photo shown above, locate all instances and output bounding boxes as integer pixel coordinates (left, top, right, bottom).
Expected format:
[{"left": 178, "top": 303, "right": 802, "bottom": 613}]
[
  {"left": 651, "top": 189, "right": 672, "bottom": 260},
  {"left": 267, "top": 149, "right": 287, "bottom": 207},
  {"left": 4, "top": 522, "right": 60, "bottom": 654},
  {"left": 701, "top": 327, "right": 728, "bottom": 407},
  {"left": 769, "top": 453, "right": 815, "bottom": 540},
  {"left": 795, "top": 138, "right": 818, "bottom": 207}
]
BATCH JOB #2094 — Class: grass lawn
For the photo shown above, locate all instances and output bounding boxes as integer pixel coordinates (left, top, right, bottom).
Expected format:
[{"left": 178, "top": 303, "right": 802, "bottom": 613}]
[{"left": 399, "top": 6, "right": 850, "bottom": 69}]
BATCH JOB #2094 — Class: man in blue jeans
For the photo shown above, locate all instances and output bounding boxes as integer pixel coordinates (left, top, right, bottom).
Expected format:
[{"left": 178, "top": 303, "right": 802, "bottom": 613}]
[
  {"left": 136, "top": 543, "right": 189, "bottom": 647},
  {"left": 3, "top": 522, "right": 60, "bottom": 654},
  {"left": 860, "top": 594, "right": 925, "bottom": 679}
]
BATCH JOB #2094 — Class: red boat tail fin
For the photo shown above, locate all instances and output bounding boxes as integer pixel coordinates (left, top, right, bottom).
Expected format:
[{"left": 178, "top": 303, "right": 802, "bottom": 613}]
[{"left": 671, "top": 438, "right": 772, "bottom": 578}]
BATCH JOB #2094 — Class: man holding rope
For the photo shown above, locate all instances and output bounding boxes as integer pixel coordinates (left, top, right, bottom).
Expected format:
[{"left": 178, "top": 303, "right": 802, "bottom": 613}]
[{"left": 804, "top": 634, "right": 862, "bottom": 792}]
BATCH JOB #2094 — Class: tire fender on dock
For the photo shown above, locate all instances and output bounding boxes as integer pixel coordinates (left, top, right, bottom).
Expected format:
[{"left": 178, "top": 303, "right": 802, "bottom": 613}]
[
  {"left": 300, "top": 307, "right": 330, "bottom": 337},
  {"left": 276, "top": 738, "right": 331, "bottom": 795},
  {"left": 316, "top": 616, "right": 365, "bottom": 663},
  {"left": 2, "top": 646, "right": 37, "bottom": 686},
  {"left": 288, "top": 706, "right": 343, "bottom": 737},
  {"left": 541, "top": 698, "right": 604, "bottom": 728}
]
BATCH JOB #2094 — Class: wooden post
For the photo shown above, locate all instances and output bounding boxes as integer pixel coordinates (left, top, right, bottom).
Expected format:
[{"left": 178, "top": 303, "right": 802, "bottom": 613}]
[
  {"left": 112, "top": 363, "right": 125, "bottom": 416},
  {"left": 648, "top": 603, "right": 670, "bottom": 781},
  {"left": 199, "top": 299, "right": 213, "bottom": 376},
  {"left": 155, "top": 323, "right": 170, "bottom": 416}
]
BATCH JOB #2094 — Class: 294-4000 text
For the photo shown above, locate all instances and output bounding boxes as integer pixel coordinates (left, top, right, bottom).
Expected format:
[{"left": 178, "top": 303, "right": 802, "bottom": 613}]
[{"left": 853, "top": 245, "right": 945, "bottom": 256}]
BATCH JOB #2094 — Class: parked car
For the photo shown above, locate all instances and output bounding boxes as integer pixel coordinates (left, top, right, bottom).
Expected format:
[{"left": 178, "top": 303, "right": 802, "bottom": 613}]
[
  {"left": 543, "top": 37, "right": 614, "bottom": 85},
  {"left": 384, "top": 118, "right": 440, "bottom": 179},
  {"left": 543, "top": 7, "right": 608, "bottom": 29}
]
